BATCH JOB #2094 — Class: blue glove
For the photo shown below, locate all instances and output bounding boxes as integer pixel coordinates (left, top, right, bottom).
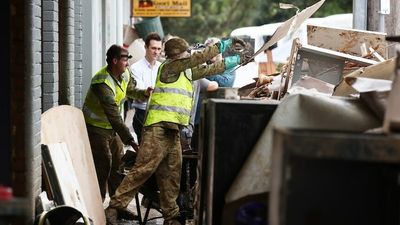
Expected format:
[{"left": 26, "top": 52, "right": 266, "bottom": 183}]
[
  {"left": 224, "top": 55, "right": 241, "bottom": 69},
  {"left": 219, "top": 39, "right": 232, "bottom": 53}
]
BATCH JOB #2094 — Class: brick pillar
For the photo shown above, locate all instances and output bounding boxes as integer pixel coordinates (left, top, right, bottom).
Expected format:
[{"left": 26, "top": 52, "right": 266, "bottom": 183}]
[
  {"left": 42, "top": 0, "right": 59, "bottom": 112},
  {"left": 59, "top": 0, "right": 75, "bottom": 105},
  {"left": 74, "top": 0, "right": 83, "bottom": 108}
]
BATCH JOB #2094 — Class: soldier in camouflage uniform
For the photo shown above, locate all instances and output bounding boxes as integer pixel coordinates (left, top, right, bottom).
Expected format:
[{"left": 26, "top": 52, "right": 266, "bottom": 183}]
[
  {"left": 105, "top": 37, "right": 251, "bottom": 225},
  {"left": 82, "top": 44, "right": 152, "bottom": 221}
]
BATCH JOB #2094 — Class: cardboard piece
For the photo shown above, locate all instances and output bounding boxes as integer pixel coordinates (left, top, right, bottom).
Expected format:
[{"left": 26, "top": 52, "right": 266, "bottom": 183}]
[{"left": 41, "top": 105, "right": 105, "bottom": 225}]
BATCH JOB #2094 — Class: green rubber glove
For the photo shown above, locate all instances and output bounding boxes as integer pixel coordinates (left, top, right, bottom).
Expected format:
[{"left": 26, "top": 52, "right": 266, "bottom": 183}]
[
  {"left": 219, "top": 39, "right": 232, "bottom": 53},
  {"left": 224, "top": 55, "right": 241, "bottom": 70}
]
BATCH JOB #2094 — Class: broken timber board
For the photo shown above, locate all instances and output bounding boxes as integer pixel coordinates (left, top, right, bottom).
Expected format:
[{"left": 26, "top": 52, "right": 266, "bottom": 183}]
[
  {"left": 333, "top": 58, "right": 395, "bottom": 97},
  {"left": 307, "top": 25, "right": 387, "bottom": 59},
  {"left": 42, "top": 143, "right": 89, "bottom": 216},
  {"left": 278, "top": 38, "right": 301, "bottom": 99},
  {"left": 244, "top": 0, "right": 325, "bottom": 64},
  {"left": 41, "top": 105, "right": 106, "bottom": 225}
]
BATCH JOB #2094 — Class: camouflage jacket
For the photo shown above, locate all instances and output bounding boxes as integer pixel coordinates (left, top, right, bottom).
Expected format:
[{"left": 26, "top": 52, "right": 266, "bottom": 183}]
[
  {"left": 159, "top": 44, "right": 225, "bottom": 83},
  {"left": 151, "top": 43, "right": 226, "bottom": 131}
]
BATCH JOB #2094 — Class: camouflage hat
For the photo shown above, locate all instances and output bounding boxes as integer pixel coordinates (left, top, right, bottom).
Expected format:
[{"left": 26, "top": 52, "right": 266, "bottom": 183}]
[{"left": 164, "top": 38, "right": 189, "bottom": 57}]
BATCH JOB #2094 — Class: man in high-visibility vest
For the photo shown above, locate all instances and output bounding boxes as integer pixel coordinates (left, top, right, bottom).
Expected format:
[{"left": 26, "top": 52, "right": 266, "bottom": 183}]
[
  {"left": 82, "top": 44, "right": 152, "bottom": 221},
  {"left": 105, "top": 37, "right": 251, "bottom": 225}
]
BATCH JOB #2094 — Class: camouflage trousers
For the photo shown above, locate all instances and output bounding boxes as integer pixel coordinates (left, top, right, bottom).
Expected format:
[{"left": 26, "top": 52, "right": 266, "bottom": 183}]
[
  {"left": 86, "top": 125, "right": 124, "bottom": 200},
  {"left": 109, "top": 125, "right": 182, "bottom": 221}
]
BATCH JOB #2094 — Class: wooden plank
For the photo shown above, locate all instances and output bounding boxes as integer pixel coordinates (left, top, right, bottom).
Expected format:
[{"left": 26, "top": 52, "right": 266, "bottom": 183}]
[
  {"left": 278, "top": 38, "right": 301, "bottom": 99},
  {"left": 41, "top": 105, "right": 105, "bottom": 225},
  {"left": 307, "top": 25, "right": 387, "bottom": 58},
  {"left": 43, "top": 143, "right": 88, "bottom": 216}
]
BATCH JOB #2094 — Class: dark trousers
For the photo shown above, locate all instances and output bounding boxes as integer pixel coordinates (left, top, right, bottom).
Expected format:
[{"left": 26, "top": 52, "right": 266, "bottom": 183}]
[
  {"left": 132, "top": 108, "right": 146, "bottom": 144},
  {"left": 86, "top": 125, "right": 123, "bottom": 200}
]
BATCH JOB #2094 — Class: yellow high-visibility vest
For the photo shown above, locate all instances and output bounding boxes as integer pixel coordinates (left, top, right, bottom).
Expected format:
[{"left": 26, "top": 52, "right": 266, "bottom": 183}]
[
  {"left": 144, "top": 63, "right": 193, "bottom": 126},
  {"left": 83, "top": 66, "right": 129, "bottom": 129}
]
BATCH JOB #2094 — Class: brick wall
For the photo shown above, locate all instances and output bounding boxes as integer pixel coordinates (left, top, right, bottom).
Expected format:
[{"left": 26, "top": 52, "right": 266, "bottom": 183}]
[
  {"left": 10, "top": 0, "right": 42, "bottom": 222},
  {"left": 27, "top": 0, "right": 43, "bottom": 220},
  {"left": 74, "top": 0, "right": 83, "bottom": 108},
  {"left": 8, "top": 0, "right": 88, "bottom": 222},
  {"left": 42, "top": 0, "right": 59, "bottom": 112}
]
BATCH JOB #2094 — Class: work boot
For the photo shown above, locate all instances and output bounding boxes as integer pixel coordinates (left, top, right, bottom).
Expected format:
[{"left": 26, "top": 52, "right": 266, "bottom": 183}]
[
  {"left": 117, "top": 207, "right": 138, "bottom": 220},
  {"left": 164, "top": 215, "right": 186, "bottom": 225},
  {"left": 163, "top": 219, "right": 182, "bottom": 225},
  {"left": 105, "top": 207, "right": 118, "bottom": 225}
]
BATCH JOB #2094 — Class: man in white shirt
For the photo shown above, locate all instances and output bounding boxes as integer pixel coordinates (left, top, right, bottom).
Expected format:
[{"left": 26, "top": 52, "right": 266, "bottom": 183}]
[{"left": 130, "top": 32, "right": 162, "bottom": 143}]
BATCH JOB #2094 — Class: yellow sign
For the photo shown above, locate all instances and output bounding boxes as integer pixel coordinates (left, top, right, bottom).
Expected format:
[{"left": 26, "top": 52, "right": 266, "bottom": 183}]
[{"left": 132, "top": 0, "right": 191, "bottom": 17}]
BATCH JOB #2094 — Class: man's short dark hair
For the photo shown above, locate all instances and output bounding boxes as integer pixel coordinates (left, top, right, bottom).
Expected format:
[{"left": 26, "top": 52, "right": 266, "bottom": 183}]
[
  {"left": 145, "top": 32, "right": 162, "bottom": 47},
  {"left": 106, "top": 44, "right": 129, "bottom": 65}
]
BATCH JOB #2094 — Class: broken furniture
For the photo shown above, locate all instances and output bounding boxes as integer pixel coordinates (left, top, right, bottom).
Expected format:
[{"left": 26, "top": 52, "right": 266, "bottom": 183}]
[
  {"left": 278, "top": 42, "right": 379, "bottom": 99},
  {"left": 270, "top": 128, "right": 400, "bottom": 225},
  {"left": 256, "top": 21, "right": 388, "bottom": 100},
  {"left": 292, "top": 44, "right": 377, "bottom": 85}
]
